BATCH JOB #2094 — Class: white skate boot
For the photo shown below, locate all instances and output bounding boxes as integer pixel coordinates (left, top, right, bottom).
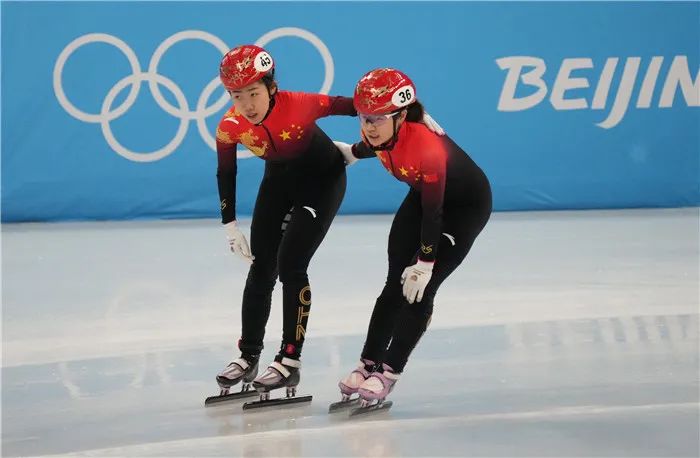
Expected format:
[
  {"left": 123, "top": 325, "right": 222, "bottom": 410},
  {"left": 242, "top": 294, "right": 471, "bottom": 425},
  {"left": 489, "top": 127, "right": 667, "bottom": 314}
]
[{"left": 205, "top": 355, "right": 259, "bottom": 405}]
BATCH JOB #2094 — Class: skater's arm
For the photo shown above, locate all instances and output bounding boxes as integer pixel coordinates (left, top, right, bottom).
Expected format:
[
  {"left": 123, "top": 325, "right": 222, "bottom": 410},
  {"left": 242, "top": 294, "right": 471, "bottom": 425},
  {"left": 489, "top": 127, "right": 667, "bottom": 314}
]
[
  {"left": 217, "top": 134, "right": 255, "bottom": 263},
  {"left": 216, "top": 126, "right": 238, "bottom": 224},
  {"left": 296, "top": 92, "right": 356, "bottom": 118},
  {"left": 332, "top": 139, "right": 376, "bottom": 166},
  {"left": 351, "top": 140, "right": 377, "bottom": 159},
  {"left": 416, "top": 154, "right": 447, "bottom": 263}
]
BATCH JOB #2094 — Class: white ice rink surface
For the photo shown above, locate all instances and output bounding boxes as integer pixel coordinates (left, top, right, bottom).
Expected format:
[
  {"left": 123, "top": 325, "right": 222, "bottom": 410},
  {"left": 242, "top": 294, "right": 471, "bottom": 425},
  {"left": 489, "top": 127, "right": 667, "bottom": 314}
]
[{"left": 2, "top": 209, "right": 698, "bottom": 457}]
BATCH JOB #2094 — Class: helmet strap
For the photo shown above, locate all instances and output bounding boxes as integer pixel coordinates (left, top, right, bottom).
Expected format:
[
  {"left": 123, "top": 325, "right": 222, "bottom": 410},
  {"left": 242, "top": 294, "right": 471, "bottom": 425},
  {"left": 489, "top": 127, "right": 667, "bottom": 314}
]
[
  {"left": 255, "top": 87, "right": 277, "bottom": 125},
  {"left": 389, "top": 116, "right": 401, "bottom": 147}
]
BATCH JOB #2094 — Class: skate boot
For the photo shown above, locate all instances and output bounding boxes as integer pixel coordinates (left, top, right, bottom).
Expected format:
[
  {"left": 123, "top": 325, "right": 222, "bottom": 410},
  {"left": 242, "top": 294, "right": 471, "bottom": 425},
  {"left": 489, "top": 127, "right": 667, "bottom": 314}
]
[
  {"left": 329, "top": 358, "right": 376, "bottom": 412},
  {"left": 351, "top": 363, "right": 399, "bottom": 416},
  {"left": 205, "top": 354, "right": 260, "bottom": 405},
  {"left": 253, "top": 355, "right": 301, "bottom": 396},
  {"left": 243, "top": 355, "right": 312, "bottom": 410},
  {"left": 217, "top": 355, "right": 259, "bottom": 389}
]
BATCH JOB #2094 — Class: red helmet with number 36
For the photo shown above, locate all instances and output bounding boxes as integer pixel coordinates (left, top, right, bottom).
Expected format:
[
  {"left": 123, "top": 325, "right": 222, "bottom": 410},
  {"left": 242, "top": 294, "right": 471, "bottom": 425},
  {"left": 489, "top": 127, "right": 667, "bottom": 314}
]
[
  {"left": 219, "top": 44, "right": 275, "bottom": 91},
  {"left": 353, "top": 68, "right": 417, "bottom": 115}
]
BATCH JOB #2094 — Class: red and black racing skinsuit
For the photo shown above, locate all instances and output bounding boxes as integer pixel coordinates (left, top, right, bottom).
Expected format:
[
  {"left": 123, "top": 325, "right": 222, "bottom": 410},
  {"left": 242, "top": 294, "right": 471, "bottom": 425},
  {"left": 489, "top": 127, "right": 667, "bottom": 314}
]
[
  {"left": 352, "top": 121, "right": 492, "bottom": 372},
  {"left": 216, "top": 90, "right": 355, "bottom": 360}
]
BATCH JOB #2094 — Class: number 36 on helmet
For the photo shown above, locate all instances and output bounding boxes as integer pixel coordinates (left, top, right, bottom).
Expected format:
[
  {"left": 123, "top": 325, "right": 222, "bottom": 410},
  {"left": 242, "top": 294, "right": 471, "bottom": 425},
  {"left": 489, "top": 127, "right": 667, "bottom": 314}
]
[{"left": 353, "top": 68, "right": 417, "bottom": 116}]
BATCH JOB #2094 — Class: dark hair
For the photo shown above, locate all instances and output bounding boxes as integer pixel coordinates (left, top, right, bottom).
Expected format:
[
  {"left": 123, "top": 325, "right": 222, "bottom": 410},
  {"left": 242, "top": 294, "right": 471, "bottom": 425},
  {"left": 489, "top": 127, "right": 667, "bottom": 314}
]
[
  {"left": 261, "top": 70, "right": 277, "bottom": 93},
  {"left": 404, "top": 100, "right": 425, "bottom": 122}
]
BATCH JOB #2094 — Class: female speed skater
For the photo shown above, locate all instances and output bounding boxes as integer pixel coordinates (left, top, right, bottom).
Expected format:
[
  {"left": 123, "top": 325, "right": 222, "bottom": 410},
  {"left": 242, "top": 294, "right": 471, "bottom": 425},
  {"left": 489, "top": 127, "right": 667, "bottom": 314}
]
[{"left": 333, "top": 68, "right": 492, "bottom": 412}]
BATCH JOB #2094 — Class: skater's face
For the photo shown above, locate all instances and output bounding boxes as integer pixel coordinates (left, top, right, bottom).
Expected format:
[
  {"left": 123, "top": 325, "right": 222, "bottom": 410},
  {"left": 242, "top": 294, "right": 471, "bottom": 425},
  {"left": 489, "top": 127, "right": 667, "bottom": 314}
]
[
  {"left": 360, "top": 110, "right": 406, "bottom": 147},
  {"left": 229, "top": 80, "right": 276, "bottom": 124}
]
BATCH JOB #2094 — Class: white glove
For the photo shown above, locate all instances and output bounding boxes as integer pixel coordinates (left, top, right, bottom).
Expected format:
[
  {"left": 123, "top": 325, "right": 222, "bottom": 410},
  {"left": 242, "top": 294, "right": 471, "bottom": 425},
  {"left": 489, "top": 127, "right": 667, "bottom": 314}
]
[
  {"left": 224, "top": 221, "right": 254, "bottom": 264},
  {"left": 422, "top": 112, "right": 445, "bottom": 136},
  {"left": 333, "top": 141, "right": 358, "bottom": 166},
  {"left": 400, "top": 260, "right": 434, "bottom": 304}
]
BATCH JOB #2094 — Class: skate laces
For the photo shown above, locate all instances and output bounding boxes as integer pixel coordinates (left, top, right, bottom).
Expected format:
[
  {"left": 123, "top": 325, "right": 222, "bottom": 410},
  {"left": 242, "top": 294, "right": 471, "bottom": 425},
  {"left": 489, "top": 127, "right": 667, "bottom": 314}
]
[
  {"left": 354, "top": 359, "right": 376, "bottom": 376},
  {"left": 360, "top": 358, "right": 377, "bottom": 374}
]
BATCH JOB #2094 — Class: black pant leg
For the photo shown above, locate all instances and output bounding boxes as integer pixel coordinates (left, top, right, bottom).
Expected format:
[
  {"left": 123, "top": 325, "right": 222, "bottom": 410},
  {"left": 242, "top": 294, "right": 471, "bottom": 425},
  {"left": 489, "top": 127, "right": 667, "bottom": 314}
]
[
  {"left": 384, "top": 200, "right": 492, "bottom": 373},
  {"left": 238, "top": 173, "right": 292, "bottom": 355},
  {"left": 275, "top": 166, "right": 347, "bottom": 358},
  {"left": 423, "top": 202, "right": 492, "bottom": 298},
  {"left": 360, "top": 191, "right": 422, "bottom": 363}
]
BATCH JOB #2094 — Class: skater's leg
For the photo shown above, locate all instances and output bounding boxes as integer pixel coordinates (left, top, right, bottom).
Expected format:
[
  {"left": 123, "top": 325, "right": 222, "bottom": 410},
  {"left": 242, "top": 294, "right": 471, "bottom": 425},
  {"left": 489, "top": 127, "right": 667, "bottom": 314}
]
[
  {"left": 254, "top": 168, "right": 346, "bottom": 393},
  {"left": 239, "top": 173, "right": 292, "bottom": 355},
  {"left": 354, "top": 202, "right": 491, "bottom": 405},
  {"left": 276, "top": 169, "right": 346, "bottom": 359},
  {"left": 360, "top": 191, "right": 421, "bottom": 363},
  {"left": 217, "top": 171, "right": 291, "bottom": 388},
  {"left": 341, "top": 193, "right": 419, "bottom": 406},
  {"left": 384, "top": 202, "right": 492, "bottom": 373}
]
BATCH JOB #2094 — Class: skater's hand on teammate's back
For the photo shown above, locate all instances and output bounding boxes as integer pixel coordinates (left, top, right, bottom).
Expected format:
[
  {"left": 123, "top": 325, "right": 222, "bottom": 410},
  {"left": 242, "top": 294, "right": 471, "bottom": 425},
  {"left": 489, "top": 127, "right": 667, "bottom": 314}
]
[
  {"left": 400, "top": 260, "right": 434, "bottom": 304},
  {"left": 422, "top": 112, "right": 445, "bottom": 136},
  {"left": 333, "top": 141, "right": 358, "bottom": 166},
  {"left": 225, "top": 221, "right": 254, "bottom": 264}
]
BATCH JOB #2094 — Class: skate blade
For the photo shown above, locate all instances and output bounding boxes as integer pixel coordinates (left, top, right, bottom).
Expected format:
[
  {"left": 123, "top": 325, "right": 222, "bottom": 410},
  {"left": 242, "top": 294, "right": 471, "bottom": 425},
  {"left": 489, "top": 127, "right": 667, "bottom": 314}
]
[
  {"left": 349, "top": 400, "right": 393, "bottom": 417},
  {"left": 204, "top": 389, "right": 259, "bottom": 406},
  {"left": 328, "top": 397, "right": 360, "bottom": 413},
  {"left": 242, "top": 394, "right": 313, "bottom": 410}
]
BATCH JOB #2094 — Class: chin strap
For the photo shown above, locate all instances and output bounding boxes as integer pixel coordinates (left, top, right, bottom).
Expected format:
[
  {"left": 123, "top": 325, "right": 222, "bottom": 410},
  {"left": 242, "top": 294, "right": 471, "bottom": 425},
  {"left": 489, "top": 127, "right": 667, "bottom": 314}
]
[
  {"left": 362, "top": 117, "right": 402, "bottom": 152},
  {"left": 255, "top": 90, "right": 277, "bottom": 126}
]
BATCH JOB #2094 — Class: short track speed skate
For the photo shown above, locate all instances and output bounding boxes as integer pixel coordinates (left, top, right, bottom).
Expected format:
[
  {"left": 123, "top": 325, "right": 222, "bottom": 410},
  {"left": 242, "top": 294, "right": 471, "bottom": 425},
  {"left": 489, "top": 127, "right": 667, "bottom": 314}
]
[
  {"left": 329, "top": 359, "right": 376, "bottom": 413},
  {"left": 349, "top": 399, "right": 394, "bottom": 417},
  {"left": 348, "top": 363, "right": 398, "bottom": 417},
  {"left": 328, "top": 396, "right": 361, "bottom": 413},
  {"left": 205, "top": 357, "right": 260, "bottom": 406},
  {"left": 242, "top": 357, "right": 312, "bottom": 410}
]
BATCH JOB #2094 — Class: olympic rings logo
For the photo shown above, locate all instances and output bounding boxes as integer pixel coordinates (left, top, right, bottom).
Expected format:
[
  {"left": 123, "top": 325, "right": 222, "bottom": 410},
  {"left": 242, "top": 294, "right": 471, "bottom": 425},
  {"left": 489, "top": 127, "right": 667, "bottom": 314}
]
[{"left": 53, "top": 28, "right": 335, "bottom": 162}]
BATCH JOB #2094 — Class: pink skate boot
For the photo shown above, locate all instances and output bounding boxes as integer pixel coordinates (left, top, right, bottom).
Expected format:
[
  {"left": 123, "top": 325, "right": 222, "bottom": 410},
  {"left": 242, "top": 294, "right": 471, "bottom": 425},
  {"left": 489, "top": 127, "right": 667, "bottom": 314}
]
[
  {"left": 357, "top": 363, "right": 399, "bottom": 408},
  {"left": 329, "top": 359, "right": 376, "bottom": 412}
]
